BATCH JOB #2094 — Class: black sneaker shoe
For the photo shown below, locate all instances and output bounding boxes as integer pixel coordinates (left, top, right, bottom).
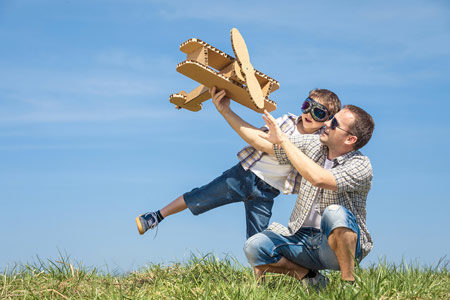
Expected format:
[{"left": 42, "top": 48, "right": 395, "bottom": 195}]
[
  {"left": 302, "top": 270, "right": 329, "bottom": 291},
  {"left": 136, "top": 212, "right": 159, "bottom": 235}
]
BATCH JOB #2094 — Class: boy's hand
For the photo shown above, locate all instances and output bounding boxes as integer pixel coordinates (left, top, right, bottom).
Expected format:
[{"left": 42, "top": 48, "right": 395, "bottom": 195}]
[
  {"left": 259, "top": 110, "right": 287, "bottom": 147},
  {"left": 210, "top": 86, "right": 231, "bottom": 113}
]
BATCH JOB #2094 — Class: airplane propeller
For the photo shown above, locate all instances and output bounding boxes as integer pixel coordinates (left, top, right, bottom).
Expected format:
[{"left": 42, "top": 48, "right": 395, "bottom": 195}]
[{"left": 231, "top": 28, "right": 265, "bottom": 110}]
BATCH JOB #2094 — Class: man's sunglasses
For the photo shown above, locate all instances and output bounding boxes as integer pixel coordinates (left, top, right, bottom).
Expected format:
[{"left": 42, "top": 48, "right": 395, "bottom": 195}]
[
  {"left": 301, "top": 98, "right": 330, "bottom": 122},
  {"left": 330, "top": 116, "right": 354, "bottom": 135}
]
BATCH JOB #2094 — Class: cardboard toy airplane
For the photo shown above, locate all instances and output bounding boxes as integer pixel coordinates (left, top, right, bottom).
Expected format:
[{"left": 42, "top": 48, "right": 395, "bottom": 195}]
[{"left": 170, "top": 28, "right": 279, "bottom": 113}]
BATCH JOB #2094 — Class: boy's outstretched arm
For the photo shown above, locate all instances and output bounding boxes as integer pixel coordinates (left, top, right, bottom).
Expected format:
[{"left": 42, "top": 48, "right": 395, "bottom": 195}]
[
  {"left": 260, "top": 110, "right": 337, "bottom": 190},
  {"left": 211, "top": 87, "right": 275, "bottom": 155}
]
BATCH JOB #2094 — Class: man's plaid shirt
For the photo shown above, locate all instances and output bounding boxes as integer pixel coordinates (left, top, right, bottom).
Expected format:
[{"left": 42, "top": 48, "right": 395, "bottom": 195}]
[
  {"left": 237, "top": 113, "right": 320, "bottom": 195},
  {"left": 268, "top": 134, "right": 374, "bottom": 258}
]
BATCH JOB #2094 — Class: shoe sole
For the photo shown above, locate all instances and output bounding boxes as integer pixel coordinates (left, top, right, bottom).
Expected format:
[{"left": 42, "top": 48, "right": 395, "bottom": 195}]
[{"left": 135, "top": 216, "right": 146, "bottom": 235}]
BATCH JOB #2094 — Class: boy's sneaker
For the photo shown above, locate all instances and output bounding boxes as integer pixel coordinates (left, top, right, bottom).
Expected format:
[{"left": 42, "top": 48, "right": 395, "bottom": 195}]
[
  {"left": 136, "top": 212, "right": 159, "bottom": 235},
  {"left": 302, "top": 270, "right": 329, "bottom": 291}
]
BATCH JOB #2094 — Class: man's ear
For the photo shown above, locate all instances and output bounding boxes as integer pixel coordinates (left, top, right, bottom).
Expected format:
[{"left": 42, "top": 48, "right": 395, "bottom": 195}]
[{"left": 346, "top": 135, "right": 357, "bottom": 147}]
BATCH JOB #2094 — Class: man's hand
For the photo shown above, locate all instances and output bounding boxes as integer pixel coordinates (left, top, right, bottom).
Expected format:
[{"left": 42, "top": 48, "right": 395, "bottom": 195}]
[
  {"left": 210, "top": 86, "right": 231, "bottom": 113},
  {"left": 259, "top": 110, "right": 288, "bottom": 146}
]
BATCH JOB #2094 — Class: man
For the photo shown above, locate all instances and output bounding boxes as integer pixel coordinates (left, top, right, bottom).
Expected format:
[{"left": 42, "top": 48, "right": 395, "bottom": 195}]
[
  {"left": 136, "top": 87, "right": 341, "bottom": 239},
  {"left": 244, "top": 105, "right": 374, "bottom": 286}
]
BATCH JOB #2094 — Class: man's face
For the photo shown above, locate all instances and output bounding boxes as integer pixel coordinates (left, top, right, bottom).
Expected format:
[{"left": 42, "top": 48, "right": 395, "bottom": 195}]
[{"left": 320, "top": 109, "right": 356, "bottom": 149}]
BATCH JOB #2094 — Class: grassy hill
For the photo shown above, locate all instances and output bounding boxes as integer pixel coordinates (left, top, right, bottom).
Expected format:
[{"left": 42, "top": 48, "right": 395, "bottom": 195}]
[{"left": 1, "top": 254, "right": 448, "bottom": 299}]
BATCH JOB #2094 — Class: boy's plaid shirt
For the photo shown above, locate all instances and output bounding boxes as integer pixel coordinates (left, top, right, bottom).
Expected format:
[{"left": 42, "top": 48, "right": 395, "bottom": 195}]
[
  {"left": 268, "top": 134, "right": 374, "bottom": 258},
  {"left": 237, "top": 113, "right": 321, "bottom": 195}
]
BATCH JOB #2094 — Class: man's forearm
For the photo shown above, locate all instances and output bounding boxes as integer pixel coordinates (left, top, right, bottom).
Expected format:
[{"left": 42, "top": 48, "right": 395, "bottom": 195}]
[
  {"left": 219, "top": 108, "right": 275, "bottom": 154},
  {"left": 279, "top": 138, "right": 337, "bottom": 190}
]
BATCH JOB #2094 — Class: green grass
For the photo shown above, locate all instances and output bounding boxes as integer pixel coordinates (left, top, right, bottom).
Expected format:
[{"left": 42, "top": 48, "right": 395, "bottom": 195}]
[{"left": 1, "top": 254, "right": 448, "bottom": 299}]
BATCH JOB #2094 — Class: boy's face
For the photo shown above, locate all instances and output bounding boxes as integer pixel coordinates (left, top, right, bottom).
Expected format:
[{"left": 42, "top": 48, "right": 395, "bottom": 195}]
[
  {"left": 301, "top": 111, "right": 325, "bottom": 131},
  {"left": 300, "top": 98, "right": 330, "bottom": 131}
]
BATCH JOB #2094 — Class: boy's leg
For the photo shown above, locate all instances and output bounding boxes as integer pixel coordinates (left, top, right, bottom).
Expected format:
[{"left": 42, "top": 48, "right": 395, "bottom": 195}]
[
  {"left": 137, "top": 163, "right": 255, "bottom": 234},
  {"left": 243, "top": 176, "right": 280, "bottom": 238},
  {"left": 136, "top": 195, "right": 187, "bottom": 235},
  {"left": 136, "top": 195, "right": 188, "bottom": 235},
  {"left": 244, "top": 199, "right": 274, "bottom": 239},
  {"left": 182, "top": 163, "right": 257, "bottom": 216},
  {"left": 160, "top": 195, "right": 187, "bottom": 218}
]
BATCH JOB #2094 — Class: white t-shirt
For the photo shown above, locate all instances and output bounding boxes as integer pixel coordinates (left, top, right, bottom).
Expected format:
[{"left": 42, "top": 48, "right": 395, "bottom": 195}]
[
  {"left": 302, "top": 158, "right": 334, "bottom": 229},
  {"left": 249, "top": 130, "right": 301, "bottom": 191}
]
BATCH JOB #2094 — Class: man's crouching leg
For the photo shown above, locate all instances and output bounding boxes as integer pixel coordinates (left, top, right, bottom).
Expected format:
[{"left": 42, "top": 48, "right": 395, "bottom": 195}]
[
  {"left": 322, "top": 205, "right": 361, "bottom": 281},
  {"left": 243, "top": 232, "right": 309, "bottom": 282}
]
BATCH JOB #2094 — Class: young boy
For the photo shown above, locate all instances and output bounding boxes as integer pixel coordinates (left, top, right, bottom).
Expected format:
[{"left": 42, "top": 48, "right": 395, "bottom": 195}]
[{"left": 136, "top": 87, "right": 341, "bottom": 238}]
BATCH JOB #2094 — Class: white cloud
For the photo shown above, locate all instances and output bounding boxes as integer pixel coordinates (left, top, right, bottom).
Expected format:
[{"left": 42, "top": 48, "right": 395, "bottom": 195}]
[
  {"left": 0, "top": 108, "right": 174, "bottom": 124},
  {"left": 0, "top": 49, "right": 183, "bottom": 124},
  {"left": 0, "top": 68, "right": 166, "bottom": 98}
]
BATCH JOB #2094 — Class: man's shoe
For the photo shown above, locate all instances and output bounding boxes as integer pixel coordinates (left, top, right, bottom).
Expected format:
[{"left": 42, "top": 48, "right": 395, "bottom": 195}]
[
  {"left": 302, "top": 270, "right": 329, "bottom": 291},
  {"left": 136, "top": 212, "right": 159, "bottom": 235}
]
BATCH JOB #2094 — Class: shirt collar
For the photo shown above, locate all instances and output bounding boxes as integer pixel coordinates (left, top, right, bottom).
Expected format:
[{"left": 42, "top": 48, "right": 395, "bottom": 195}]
[
  {"left": 287, "top": 112, "right": 301, "bottom": 125},
  {"left": 320, "top": 144, "right": 359, "bottom": 165},
  {"left": 336, "top": 150, "right": 359, "bottom": 164}
]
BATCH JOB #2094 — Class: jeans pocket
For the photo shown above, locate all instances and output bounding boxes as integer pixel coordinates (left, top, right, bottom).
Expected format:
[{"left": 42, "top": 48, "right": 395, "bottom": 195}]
[{"left": 309, "top": 232, "right": 323, "bottom": 250}]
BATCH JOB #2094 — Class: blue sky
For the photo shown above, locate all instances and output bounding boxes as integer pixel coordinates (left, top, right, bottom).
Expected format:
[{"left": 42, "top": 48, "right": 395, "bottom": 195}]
[{"left": 1, "top": 0, "right": 449, "bottom": 272}]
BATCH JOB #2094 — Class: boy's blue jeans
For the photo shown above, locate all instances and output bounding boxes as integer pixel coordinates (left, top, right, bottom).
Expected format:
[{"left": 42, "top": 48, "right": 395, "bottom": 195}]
[
  {"left": 243, "top": 205, "right": 362, "bottom": 271},
  {"left": 183, "top": 163, "right": 280, "bottom": 239}
]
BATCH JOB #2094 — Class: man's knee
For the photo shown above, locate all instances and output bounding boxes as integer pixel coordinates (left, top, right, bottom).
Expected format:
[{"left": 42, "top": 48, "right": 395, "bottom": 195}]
[
  {"left": 321, "top": 205, "right": 357, "bottom": 235},
  {"left": 322, "top": 205, "right": 358, "bottom": 245},
  {"left": 329, "top": 227, "right": 357, "bottom": 242},
  {"left": 243, "top": 233, "right": 273, "bottom": 267},
  {"left": 322, "top": 204, "right": 345, "bottom": 225}
]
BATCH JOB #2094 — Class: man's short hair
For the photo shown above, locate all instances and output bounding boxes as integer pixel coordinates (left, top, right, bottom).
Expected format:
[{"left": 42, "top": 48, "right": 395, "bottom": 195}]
[
  {"left": 309, "top": 89, "right": 341, "bottom": 117},
  {"left": 344, "top": 105, "right": 375, "bottom": 150}
]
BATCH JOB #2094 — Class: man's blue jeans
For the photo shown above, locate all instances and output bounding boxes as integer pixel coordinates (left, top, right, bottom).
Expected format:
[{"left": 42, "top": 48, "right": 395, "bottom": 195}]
[
  {"left": 184, "top": 163, "right": 280, "bottom": 238},
  {"left": 244, "top": 205, "right": 362, "bottom": 270}
]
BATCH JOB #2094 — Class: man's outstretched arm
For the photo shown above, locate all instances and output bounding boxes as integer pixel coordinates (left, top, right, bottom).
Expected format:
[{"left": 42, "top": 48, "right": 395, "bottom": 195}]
[
  {"left": 260, "top": 110, "right": 337, "bottom": 190},
  {"left": 211, "top": 87, "right": 275, "bottom": 155}
]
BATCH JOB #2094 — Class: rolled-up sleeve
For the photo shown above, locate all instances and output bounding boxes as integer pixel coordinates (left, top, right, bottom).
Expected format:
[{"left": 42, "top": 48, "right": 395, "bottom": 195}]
[{"left": 330, "top": 156, "right": 373, "bottom": 193}]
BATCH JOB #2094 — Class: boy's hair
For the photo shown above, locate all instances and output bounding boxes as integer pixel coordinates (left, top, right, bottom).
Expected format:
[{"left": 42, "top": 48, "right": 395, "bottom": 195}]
[
  {"left": 309, "top": 89, "right": 341, "bottom": 117},
  {"left": 344, "top": 104, "right": 375, "bottom": 150}
]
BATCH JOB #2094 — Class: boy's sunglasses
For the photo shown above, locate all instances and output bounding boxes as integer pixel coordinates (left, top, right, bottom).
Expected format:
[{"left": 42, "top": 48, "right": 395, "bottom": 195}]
[
  {"left": 301, "top": 98, "right": 330, "bottom": 122},
  {"left": 330, "top": 116, "right": 355, "bottom": 135}
]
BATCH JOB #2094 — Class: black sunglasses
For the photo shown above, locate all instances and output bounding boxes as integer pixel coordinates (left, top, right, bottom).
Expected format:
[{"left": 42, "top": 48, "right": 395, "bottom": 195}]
[
  {"left": 330, "top": 116, "right": 354, "bottom": 135},
  {"left": 301, "top": 98, "right": 330, "bottom": 122}
]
